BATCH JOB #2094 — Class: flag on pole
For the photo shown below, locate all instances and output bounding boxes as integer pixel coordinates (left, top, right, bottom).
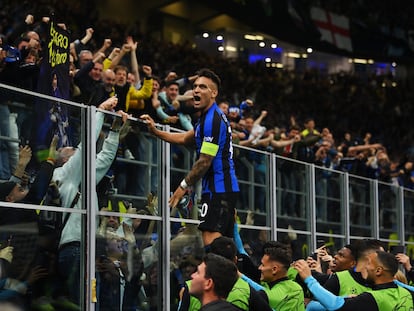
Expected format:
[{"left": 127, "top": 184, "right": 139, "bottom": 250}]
[{"left": 311, "top": 7, "right": 352, "bottom": 52}]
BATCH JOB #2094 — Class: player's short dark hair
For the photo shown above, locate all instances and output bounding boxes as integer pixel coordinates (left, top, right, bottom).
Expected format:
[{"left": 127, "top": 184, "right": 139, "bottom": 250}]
[
  {"left": 196, "top": 68, "right": 221, "bottom": 90},
  {"left": 376, "top": 250, "right": 399, "bottom": 276},
  {"left": 210, "top": 236, "right": 237, "bottom": 261},
  {"left": 353, "top": 239, "right": 384, "bottom": 261},
  {"left": 263, "top": 245, "right": 292, "bottom": 270},
  {"left": 203, "top": 253, "right": 238, "bottom": 299}
]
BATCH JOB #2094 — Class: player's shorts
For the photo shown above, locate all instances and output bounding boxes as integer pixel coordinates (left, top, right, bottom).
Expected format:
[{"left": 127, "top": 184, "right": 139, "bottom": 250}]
[{"left": 198, "top": 192, "right": 238, "bottom": 238}]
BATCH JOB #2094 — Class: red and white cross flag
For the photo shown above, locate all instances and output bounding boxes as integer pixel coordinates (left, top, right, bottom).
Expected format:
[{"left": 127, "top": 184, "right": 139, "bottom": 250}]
[{"left": 311, "top": 7, "right": 353, "bottom": 52}]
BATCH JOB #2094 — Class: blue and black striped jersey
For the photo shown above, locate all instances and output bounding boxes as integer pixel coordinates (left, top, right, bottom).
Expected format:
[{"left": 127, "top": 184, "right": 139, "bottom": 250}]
[{"left": 195, "top": 102, "right": 239, "bottom": 194}]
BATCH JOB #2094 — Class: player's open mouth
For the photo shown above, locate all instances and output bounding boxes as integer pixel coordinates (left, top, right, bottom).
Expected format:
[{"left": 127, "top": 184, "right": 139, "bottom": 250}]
[{"left": 193, "top": 95, "right": 201, "bottom": 101}]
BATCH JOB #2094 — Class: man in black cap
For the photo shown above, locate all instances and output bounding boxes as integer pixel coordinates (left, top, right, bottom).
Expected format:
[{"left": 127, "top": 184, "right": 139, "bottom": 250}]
[{"left": 0, "top": 181, "right": 28, "bottom": 203}]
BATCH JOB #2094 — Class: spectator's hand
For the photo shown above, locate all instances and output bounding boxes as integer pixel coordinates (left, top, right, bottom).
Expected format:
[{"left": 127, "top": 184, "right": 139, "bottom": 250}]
[
  {"left": 320, "top": 253, "right": 333, "bottom": 263},
  {"left": 119, "top": 110, "right": 129, "bottom": 123},
  {"left": 172, "top": 100, "right": 180, "bottom": 110},
  {"left": 15, "top": 146, "right": 32, "bottom": 182},
  {"left": 294, "top": 259, "right": 312, "bottom": 280},
  {"left": 18, "top": 145, "right": 32, "bottom": 167},
  {"left": 404, "top": 162, "right": 413, "bottom": 171},
  {"left": 142, "top": 65, "right": 152, "bottom": 77},
  {"left": 0, "top": 246, "right": 13, "bottom": 263},
  {"left": 57, "top": 23, "right": 67, "bottom": 31},
  {"left": 188, "top": 75, "right": 198, "bottom": 82},
  {"left": 111, "top": 110, "right": 129, "bottom": 131},
  {"left": 167, "top": 116, "right": 179, "bottom": 124},
  {"left": 97, "top": 209, "right": 109, "bottom": 236},
  {"left": 396, "top": 253, "right": 412, "bottom": 271},
  {"left": 122, "top": 223, "right": 136, "bottom": 244},
  {"left": 42, "top": 16, "right": 50, "bottom": 24},
  {"left": 151, "top": 91, "right": 160, "bottom": 107},
  {"left": 103, "top": 38, "right": 112, "bottom": 49},
  {"left": 165, "top": 71, "right": 177, "bottom": 81},
  {"left": 126, "top": 203, "right": 137, "bottom": 214},
  {"left": 108, "top": 47, "right": 121, "bottom": 60},
  {"left": 121, "top": 43, "right": 132, "bottom": 53},
  {"left": 126, "top": 36, "right": 137, "bottom": 51},
  {"left": 260, "top": 110, "right": 268, "bottom": 118},
  {"left": 25, "top": 14, "right": 34, "bottom": 25},
  {"left": 306, "top": 256, "right": 320, "bottom": 271},
  {"left": 245, "top": 210, "right": 254, "bottom": 225},
  {"left": 288, "top": 224, "right": 297, "bottom": 240},
  {"left": 48, "top": 135, "right": 59, "bottom": 162},
  {"left": 26, "top": 265, "right": 48, "bottom": 285},
  {"left": 139, "top": 114, "right": 156, "bottom": 134},
  {"left": 85, "top": 28, "right": 94, "bottom": 39},
  {"left": 29, "top": 38, "right": 40, "bottom": 49},
  {"left": 99, "top": 96, "right": 118, "bottom": 111},
  {"left": 93, "top": 52, "right": 106, "bottom": 63},
  {"left": 146, "top": 193, "right": 158, "bottom": 216}
]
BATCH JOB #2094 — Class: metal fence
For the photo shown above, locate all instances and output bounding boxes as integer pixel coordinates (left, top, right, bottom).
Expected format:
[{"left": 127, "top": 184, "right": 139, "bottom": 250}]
[{"left": 0, "top": 83, "right": 412, "bottom": 310}]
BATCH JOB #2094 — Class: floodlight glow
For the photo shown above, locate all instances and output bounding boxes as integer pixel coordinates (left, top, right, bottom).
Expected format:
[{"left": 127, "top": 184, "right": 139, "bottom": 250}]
[
  {"left": 225, "top": 46, "right": 237, "bottom": 52},
  {"left": 287, "top": 52, "right": 300, "bottom": 58},
  {"left": 244, "top": 34, "right": 256, "bottom": 40},
  {"left": 353, "top": 58, "right": 368, "bottom": 64}
]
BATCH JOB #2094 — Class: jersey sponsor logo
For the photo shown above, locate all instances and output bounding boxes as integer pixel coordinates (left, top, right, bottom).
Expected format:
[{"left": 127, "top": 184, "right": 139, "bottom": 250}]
[{"left": 204, "top": 136, "right": 214, "bottom": 142}]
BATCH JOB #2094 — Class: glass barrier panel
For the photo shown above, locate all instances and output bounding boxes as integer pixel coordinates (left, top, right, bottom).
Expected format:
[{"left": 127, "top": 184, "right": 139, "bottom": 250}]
[
  {"left": 405, "top": 189, "right": 414, "bottom": 243},
  {"left": 315, "top": 167, "right": 343, "bottom": 235},
  {"left": 169, "top": 219, "right": 204, "bottom": 310},
  {"left": 275, "top": 157, "right": 309, "bottom": 230},
  {"left": 168, "top": 127, "right": 196, "bottom": 221},
  {"left": 378, "top": 182, "right": 400, "bottom": 240},
  {"left": 238, "top": 226, "right": 271, "bottom": 267},
  {"left": 109, "top": 118, "right": 161, "bottom": 215},
  {"left": 95, "top": 209, "right": 162, "bottom": 311},
  {"left": 233, "top": 146, "right": 270, "bottom": 214},
  {"left": 348, "top": 176, "right": 373, "bottom": 237},
  {"left": 0, "top": 84, "right": 87, "bottom": 309},
  {"left": 275, "top": 232, "right": 312, "bottom": 262}
]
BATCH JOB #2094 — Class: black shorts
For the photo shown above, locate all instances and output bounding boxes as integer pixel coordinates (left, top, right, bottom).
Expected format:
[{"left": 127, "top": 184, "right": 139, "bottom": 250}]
[{"left": 198, "top": 192, "right": 238, "bottom": 238}]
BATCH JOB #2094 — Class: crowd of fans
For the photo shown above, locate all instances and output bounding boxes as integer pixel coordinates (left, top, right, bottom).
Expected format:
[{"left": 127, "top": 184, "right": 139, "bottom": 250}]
[
  {"left": 0, "top": 1, "right": 412, "bottom": 186},
  {"left": 0, "top": 1, "right": 414, "bottom": 310}
]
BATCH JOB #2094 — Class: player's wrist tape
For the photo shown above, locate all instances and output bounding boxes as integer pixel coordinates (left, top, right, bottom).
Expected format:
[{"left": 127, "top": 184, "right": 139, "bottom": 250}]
[{"left": 180, "top": 178, "right": 189, "bottom": 190}]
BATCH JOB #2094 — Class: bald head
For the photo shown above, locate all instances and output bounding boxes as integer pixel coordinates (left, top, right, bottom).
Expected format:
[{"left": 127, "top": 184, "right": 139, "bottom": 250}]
[{"left": 102, "top": 69, "right": 115, "bottom": 91}]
